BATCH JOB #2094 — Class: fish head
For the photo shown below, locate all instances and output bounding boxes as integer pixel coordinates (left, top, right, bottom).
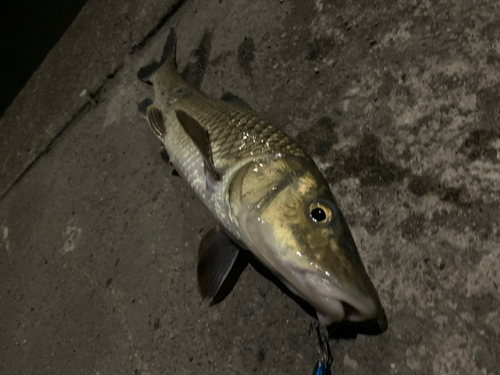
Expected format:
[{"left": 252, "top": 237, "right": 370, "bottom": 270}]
[{"left": 229, "top": 157, "right": 386, "bottom": 327}]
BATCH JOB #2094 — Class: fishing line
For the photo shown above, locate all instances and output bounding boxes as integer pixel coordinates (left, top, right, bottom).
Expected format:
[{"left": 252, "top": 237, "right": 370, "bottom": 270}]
[{"left": 310, "top": 321, "right": 333, "bottom": 375}]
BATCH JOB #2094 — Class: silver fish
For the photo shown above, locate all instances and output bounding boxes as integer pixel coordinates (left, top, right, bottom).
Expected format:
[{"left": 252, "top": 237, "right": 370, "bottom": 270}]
[{"left": 139, "top": 29, "right": 386, "bottom": 327}]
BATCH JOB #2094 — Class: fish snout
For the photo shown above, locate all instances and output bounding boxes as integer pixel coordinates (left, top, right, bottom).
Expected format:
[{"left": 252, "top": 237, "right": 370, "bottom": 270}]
[{"left": 303, "top": 272, "right": 385, "bottom": 327}]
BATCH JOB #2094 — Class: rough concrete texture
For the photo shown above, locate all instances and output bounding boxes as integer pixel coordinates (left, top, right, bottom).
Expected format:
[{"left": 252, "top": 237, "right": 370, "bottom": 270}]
[
  {"left": 0, "top": 0, "right": 184, "bottom": 197},
  {"left": 1, "top": 0, "right": 499, "bottom": 374}
]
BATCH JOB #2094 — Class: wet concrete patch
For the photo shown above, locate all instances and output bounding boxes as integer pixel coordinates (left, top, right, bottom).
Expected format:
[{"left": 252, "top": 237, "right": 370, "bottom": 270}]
[
  {"left": 327, "top": 134, "right": 406, "bottom": 186},
  {"left": 408, "top": 175, "right": 474, "bottom": 206},
  {"left": 435, "top": 184, "right": 473, "bottom": 205},
  {"left": 306, "top": 37, "right": 335, "bottom": 61},
  {"left": 461, "top": 129, "right": 500, "bottom": 163},
  {"left": 400, "top": 213, "right": 426, "bottom": 242},
  {"left": 237, "top": 36, "right": 255, "bottom": 75},
  {"left": 296, "top": 116, "right": 337, "bottom": 156},
  {"left": 407, "top": 175, "right": 431, "bottom": 197},
  {"left": 477, "top": 84, "right": 500, "bottom": 128},
  {"left": 181, "top": 30, "right": 213, "bottom": 89},
  {"left": 430, "top": 200, "right": 498, "bottom": 240}
]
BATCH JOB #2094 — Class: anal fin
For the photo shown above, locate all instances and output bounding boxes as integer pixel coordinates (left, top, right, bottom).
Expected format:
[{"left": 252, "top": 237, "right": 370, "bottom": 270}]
[{"left": 197, "top": 226, "right": 246, "bottom": 303}]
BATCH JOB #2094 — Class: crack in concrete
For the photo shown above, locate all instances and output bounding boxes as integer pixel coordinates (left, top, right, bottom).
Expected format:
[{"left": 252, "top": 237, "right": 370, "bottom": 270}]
[
  {"left": 0, "top": 82, "right": 104, "bottom": 202},
  {"left": 0, "top": 65, "right": 125, "bottom": 202},
  {"left": 130, "top": 0, "right": 188, "bottom": 54},
  {"left": 0, "top": 104, "right": 90, "bottom": 202}
]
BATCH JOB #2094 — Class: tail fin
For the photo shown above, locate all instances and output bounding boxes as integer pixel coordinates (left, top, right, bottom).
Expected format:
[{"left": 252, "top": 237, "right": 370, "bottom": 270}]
[{"left": 138, "top": 28, "right": 177, "bottom": 84}]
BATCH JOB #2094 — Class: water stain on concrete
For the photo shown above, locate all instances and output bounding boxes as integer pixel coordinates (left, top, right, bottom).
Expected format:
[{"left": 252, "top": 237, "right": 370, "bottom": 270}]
[
  {"left": 408, "top": 174, "right": 475, "bottom": 206},
  {"left": 181, "top": 30, "right": 213, "bottom": 89},
  {"left": 326, "top": 134, "right": 406, "bottom": 186},
  {"left": 296, "top": 116, "right": 337, "bottom": 156},
  {"left": 306, "top": 37, "right": 335, "bottom": 61},
  {"left": 400, "top": 213, "right": 426, "bottom": 242},
  {"left": 237, "top": 37, "right": 255, "bottom": 75},
  {"left": 461, "top": 129, "right": 500, "bottom": 163}
]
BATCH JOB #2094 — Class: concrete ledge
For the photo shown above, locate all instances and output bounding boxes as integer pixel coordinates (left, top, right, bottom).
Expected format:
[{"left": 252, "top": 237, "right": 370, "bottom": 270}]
[{"left": 0, "top": 0, "right": 184, "bottom": 198}]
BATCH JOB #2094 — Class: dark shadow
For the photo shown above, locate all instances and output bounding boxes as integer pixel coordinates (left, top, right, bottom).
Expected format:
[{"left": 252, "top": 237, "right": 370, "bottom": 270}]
[
  {"left": 327, "top": 314, "right": 388, "bottom": 339},
  {"left": 181, "top": 30, "right": 213, "bottom": 89}
]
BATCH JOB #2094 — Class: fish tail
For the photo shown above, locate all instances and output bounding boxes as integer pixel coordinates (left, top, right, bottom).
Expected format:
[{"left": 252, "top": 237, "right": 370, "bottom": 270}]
[{"left": 138, "top": 28, "right": 178, "bottom": 84}]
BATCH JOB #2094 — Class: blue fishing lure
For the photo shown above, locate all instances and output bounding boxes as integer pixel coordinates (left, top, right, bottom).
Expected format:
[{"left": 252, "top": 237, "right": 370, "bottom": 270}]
[
  {"left": 311, "top": 323, "right": 333, "bottom": 375},
  {"left": 312, "top": 361, "right": 332, "bottom": 375}
]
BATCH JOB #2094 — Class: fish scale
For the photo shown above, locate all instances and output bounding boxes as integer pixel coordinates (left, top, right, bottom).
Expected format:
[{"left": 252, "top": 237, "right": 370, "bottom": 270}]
[
  {"left": 154, "top": 85, "right": 307, "bottom": 239},
  {"left": 174, "top": 95, "right": 306, "bottom": 171}
]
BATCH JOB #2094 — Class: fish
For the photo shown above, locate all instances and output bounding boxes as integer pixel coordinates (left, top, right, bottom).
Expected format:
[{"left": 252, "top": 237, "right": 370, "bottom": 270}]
[{"left": 138, "top": 28, "right": 387, "bottom": 328}]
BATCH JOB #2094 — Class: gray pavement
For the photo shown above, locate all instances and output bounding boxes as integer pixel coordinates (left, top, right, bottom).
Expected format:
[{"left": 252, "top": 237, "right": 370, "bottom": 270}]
[{"left": 1, "top": 0, "right": 499, "bottom": 374}]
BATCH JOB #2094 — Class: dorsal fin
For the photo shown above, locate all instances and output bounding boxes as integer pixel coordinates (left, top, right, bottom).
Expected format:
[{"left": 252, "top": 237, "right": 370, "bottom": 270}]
[
  {"left": 137, "top": 28, "right": 177, "bottom": 83},
  {"left": 175, "top": 110, "right": 221, "bottom": 181},
  {"left": 220, "top": 92, "right": 253, "bottom": 111}
]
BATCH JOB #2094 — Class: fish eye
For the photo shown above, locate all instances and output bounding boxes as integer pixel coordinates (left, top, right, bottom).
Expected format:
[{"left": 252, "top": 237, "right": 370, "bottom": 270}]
[
  {"left": 309, "top": 202, "right": 333, "bottom": 223},
  {"left": 311, "top": 208, "right": 326, "bottom": 222}
]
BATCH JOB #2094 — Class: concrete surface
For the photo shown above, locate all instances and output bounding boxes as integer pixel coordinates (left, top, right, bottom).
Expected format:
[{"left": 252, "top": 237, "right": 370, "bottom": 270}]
[{"left": 1, "top": 0, "right": 499, "bottom": 374}]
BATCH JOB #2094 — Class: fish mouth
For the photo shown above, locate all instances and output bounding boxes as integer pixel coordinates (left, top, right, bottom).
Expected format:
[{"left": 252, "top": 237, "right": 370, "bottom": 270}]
[
  {"left": 243, "top": 220, "right": 384, "bottom": 326},
  {"left": 287, "top": 268, "right": 383, "bottom": 327}
]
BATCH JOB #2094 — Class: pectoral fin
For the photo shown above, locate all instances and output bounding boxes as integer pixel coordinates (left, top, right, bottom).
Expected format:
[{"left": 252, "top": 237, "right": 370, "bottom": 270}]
[
  {"left": 175, "top": 109, "right": 221, "bottom": 181},
  {"left": 197, "top": 226, "right": 245, "bottom": 302},
  {"left": 147, "top": 105, "right": 166, "bottom": 139}
]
